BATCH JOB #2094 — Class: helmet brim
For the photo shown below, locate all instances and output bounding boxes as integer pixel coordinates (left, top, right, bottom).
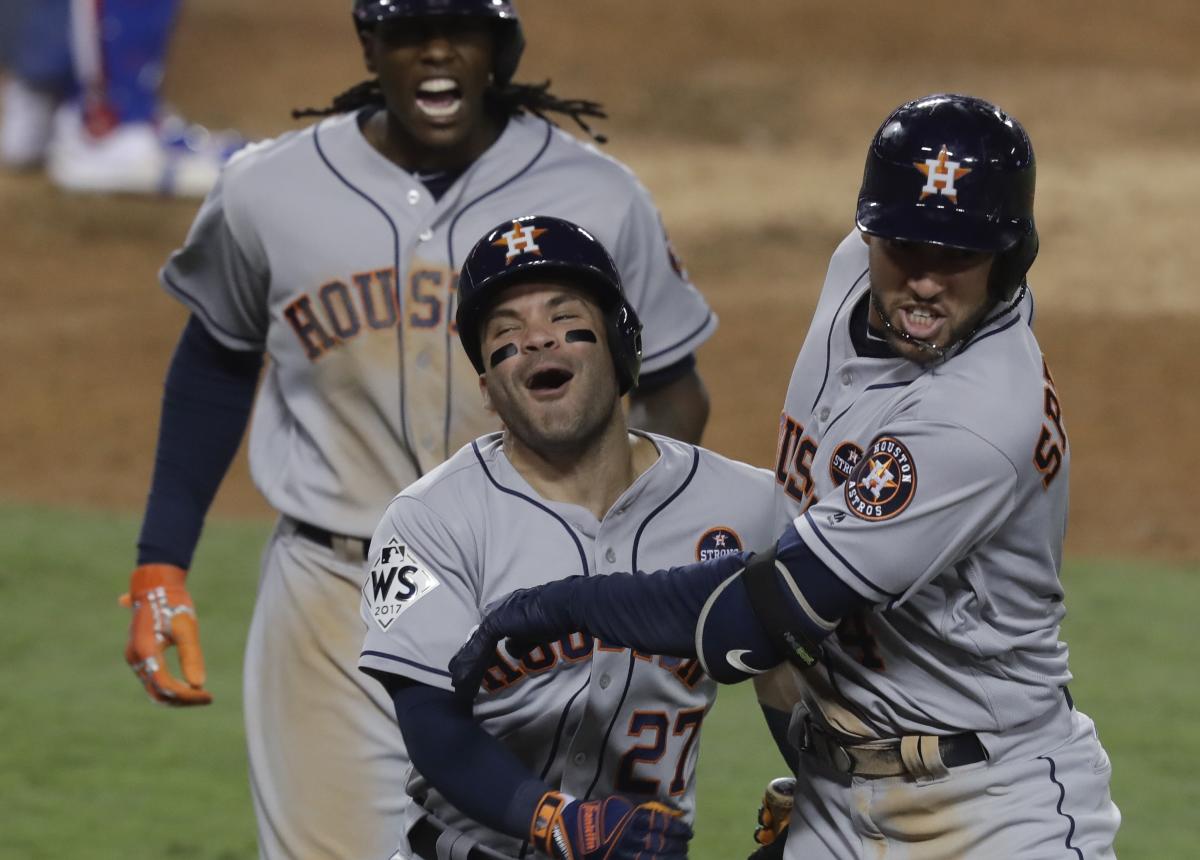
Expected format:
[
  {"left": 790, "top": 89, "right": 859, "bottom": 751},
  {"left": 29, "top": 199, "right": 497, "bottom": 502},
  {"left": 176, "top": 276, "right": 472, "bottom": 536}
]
[
  {"left": 856, "top": 200, "right": 1028, "bottom": 253},
  {"left": 454, "top": 260, "right": 626, "bottom": 372}
]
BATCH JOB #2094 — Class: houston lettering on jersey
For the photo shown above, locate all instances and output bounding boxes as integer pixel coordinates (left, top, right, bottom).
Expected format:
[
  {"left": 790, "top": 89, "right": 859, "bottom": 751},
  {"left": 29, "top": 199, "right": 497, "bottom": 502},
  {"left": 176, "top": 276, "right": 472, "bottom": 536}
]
[
  {"left": 481, "top": 635, "right": 705, "bottom": 694},
  {"left": 283, "top": 266, "right": 459, "bottom": 361},
  {"left": 776, "top": 413, "right": 820, "bottom": 511}
]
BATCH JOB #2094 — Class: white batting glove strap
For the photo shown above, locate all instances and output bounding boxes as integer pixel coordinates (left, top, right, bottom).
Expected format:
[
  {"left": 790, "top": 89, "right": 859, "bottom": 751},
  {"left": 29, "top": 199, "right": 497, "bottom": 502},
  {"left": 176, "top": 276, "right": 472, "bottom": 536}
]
[{"left": 142, "top": 585, "right": 197, "bottom": 644}]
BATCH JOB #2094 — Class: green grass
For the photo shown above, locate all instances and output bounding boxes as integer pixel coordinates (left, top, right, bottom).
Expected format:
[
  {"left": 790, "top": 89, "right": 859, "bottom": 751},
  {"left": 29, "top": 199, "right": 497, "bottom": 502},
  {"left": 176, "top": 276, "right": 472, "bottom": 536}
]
[
  {"left": 0, "top": 504, "right": 266, "bottom": 860},
  {"left": 0, "top": 503, "right": 1195, "bottom": 858}
]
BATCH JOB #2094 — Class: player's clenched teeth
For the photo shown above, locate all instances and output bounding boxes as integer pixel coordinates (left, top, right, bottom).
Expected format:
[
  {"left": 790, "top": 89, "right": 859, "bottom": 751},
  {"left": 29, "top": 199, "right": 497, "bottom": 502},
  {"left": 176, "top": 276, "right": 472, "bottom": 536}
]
[
  {"left": 899, "top": 306, "right": 945, "bottom": 340},
  {"left": 415, "top": 77, "right": 463, "bottom": 118}
]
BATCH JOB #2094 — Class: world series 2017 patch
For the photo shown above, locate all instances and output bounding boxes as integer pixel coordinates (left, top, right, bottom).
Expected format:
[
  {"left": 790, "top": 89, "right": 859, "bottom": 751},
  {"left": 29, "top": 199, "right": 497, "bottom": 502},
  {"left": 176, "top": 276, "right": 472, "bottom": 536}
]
[
  {"left": 363, "top": 535, "right": 439, "bottom": 631},
  {"left": 696, "top": 526, "right": 743, "bottom": 562},
  {"left": 844, "top": 436, "right": 917, "bottom": 521}
]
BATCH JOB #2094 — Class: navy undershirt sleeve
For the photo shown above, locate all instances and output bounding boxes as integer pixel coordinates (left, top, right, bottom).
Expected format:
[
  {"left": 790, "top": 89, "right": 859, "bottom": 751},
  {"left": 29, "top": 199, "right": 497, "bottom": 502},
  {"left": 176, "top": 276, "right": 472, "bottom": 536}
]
[
  {"left": 774, "top": 524, "right": 868, "bottom": 620},
  {"left": 526, "top": 552, "right": 751, "bottom": 656},
  {"left": 367, "top": 671, "right": 548, "bottom": 838},
  {"left": 136, "top": 315, "right": 262, "bottom": 568},
  {"left": 508, "top": 528, "right": 866, "bottom": 660}
]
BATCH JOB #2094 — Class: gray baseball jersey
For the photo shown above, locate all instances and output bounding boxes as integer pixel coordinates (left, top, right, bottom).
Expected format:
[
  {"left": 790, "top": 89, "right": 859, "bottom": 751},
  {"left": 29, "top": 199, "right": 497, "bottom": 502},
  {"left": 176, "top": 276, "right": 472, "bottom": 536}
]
[
  {"left": 774, "top": 229, "right": 1070, "bottom": 740},
  {"left": 161, "top": 111, "right": 716, "bottom": 538},
  {"left": 773, "top": 231, "right": 1118, "bottom": 858},
  {"left": 359, "top": 432, "right": 776, "bottom": 856},
  {"left": 158, "top": 110, "right": 715, "bottom": 860}
]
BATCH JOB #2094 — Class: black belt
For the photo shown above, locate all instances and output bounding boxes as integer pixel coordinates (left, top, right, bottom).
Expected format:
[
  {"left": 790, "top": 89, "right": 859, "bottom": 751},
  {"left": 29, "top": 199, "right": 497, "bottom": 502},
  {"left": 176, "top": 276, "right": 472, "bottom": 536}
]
[
  {"left": 409, "top": 817, "right": 491, "bottom": 860},
  {"left": 293, "top": 520, "right": 370, "bottom": 560},
  {"left": 800, "top": 722, "right": 987, "bottom": 779}
]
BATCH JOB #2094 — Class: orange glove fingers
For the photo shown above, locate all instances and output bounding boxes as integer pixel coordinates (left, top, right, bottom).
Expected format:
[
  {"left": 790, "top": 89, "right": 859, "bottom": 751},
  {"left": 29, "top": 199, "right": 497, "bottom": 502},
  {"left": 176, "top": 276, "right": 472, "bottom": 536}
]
[
  {"left": 120, "top": 564, "right": 212, "bottom": 707},
  {"left": 124, "top": 627, "right": 213, "bottom": 705},
  {"left": 171, "top": 611, "right": 208, "bottom": 688},
  {"left": 147, "top": 663, "right": 213, "bottom": 705}
]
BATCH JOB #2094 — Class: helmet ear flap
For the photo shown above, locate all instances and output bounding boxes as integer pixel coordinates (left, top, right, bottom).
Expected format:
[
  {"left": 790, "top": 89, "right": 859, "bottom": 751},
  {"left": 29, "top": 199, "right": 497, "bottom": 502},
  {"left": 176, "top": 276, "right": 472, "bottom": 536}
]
[
  {"left": 492, "top": 17, "right": 525, "bottom": 86},
  {"left": 989, "top": 229, "right": 1039, "bottom": 302},
  {"left": 606, "top": 303, "right": 643, "bottom": 395}
]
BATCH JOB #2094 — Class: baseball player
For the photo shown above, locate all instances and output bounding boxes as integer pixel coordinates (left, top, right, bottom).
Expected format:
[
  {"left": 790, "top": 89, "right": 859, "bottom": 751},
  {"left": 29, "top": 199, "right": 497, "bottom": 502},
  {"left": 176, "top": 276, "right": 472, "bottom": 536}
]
[
  {"left": 118, "top": 3, "right": 717, "bottom": 859},
  {"left": 450, "top": 94, "right": 1122, "bottom": 859},
  {"left": 358, "top": 215, "right": 777, "bottom": 859}
]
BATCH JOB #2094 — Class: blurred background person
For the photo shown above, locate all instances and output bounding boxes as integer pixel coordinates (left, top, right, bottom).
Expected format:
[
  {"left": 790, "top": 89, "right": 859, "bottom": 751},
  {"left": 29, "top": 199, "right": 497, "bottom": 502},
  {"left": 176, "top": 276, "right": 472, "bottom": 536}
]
[{"left": 0, "top": 0, "right": 242, "bottom": 196}]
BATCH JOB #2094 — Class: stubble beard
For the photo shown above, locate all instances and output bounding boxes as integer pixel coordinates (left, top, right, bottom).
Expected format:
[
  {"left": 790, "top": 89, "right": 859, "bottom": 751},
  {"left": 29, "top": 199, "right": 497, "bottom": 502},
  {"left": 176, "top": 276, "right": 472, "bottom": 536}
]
[
  {"left": 502, "top": 382, "right": 621, "bottom": 461},
  {"left": 874, "top": 289, "right": 995, "bottom": 366}
]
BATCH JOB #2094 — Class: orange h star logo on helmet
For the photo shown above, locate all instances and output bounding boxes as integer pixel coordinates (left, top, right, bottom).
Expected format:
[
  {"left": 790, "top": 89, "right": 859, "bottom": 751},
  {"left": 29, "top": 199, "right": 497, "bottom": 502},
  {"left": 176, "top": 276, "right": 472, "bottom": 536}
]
[
  {"left": 493, "top": 221, "right": 549, "bottom": 263},
  {"left": 915, "top": 145, "right": 971, "bottom": 202}
]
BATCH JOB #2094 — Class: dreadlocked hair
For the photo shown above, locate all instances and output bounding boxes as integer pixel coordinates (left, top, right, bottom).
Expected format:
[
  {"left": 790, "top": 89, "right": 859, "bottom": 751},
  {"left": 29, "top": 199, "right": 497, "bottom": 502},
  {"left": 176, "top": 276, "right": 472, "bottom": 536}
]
[
  {"left": 291, "top": 78, "right": 608, "bottom": 144},
  {"left": 491, "top": 80, "right": 608, "bottom": 144},
  {"left": 292, "top": 79, "right": 384, "bottom": 121}
]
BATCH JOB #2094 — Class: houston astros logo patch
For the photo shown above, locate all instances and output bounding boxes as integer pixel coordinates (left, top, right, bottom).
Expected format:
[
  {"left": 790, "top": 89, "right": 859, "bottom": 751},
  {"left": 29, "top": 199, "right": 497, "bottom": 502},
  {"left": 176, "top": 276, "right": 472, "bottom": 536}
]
[
  {"left": 914, "top": 145, "right": 971, "bottom": 202},
  {"left": 696, "top": 526, "right": 743, "bottom": 562},
  {"left": 363, "top": 536, "right": 440, "bottom": 631},
  {"left": 829, "top": 441, "right": 865, "bottom": 487},
  {"left": 493, "top": 220, "right": 548, "bottom": 263},
  {"left": 844, "top": 436, "right": 917, "bottom": 521}
]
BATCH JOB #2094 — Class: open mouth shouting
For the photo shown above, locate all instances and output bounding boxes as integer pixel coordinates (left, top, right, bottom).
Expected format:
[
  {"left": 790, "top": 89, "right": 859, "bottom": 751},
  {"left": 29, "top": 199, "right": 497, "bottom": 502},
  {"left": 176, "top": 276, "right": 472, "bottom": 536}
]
[
  {"left": 415, "top": 77, "right": 463, "bottom": 120},
  {"left": 525, "top": 366, "right": 575, "bottom": 399}
]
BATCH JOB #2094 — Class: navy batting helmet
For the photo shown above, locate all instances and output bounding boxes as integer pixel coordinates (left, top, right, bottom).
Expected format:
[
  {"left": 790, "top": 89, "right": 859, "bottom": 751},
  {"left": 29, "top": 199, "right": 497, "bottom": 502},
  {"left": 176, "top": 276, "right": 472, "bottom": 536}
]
[
  {"left": 352, "top": 0, "right": 525, "bottom": 86},
  {"left": 456, "top": 215, "right": 643, "bottom": 394},
  {"left": 856, "top": 93, "right": 1038, "bottom": 301}
]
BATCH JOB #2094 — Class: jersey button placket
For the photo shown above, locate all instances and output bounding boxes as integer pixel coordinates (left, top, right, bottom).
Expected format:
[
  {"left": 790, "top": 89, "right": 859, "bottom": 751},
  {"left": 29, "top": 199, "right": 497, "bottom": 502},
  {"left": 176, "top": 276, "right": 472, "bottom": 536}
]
[
  {"left": 406, "top": 189, "right": 420, "bottom": 205},
  {"left": 604, "top": 548, "right": 617, "bottom": 564}
]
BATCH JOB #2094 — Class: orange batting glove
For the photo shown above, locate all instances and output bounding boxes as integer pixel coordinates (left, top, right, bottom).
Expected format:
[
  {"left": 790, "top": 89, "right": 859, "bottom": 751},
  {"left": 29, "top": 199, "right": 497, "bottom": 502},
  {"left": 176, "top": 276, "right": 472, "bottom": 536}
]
[{"left": 119, "top": 564, "right": 213, "bottom": 706}]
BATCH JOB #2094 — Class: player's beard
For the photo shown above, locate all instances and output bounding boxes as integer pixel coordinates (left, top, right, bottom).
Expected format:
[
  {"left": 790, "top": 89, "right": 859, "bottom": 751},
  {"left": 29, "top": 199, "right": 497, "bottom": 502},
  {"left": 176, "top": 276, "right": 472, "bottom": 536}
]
[{"left": 871, "top": 288, "right": 995, "bottom": 366}]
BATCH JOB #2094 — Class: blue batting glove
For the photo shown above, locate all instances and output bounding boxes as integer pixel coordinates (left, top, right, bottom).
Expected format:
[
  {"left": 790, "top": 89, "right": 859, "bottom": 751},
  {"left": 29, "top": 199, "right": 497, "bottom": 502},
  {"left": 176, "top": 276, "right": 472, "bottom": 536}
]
[{"left": 530, "top": 791, "right": 691, "bottom": 860}]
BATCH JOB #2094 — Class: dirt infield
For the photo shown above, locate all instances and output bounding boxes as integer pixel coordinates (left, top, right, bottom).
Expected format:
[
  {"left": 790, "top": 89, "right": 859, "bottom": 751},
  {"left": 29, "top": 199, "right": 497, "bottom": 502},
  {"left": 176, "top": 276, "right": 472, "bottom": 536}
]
[{"left": 2, "top": 0, "right": 1197, "bottom": 561}]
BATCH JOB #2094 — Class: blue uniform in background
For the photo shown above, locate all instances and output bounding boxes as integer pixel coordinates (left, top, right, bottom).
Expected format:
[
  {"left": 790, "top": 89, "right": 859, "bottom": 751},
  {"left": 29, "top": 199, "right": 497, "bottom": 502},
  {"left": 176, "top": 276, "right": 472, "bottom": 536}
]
[
  {"left": 5, "top": 0, "right": 74, "bottom": 94},
  {"left": 1, "top": 0, "right": 234, "bottom": 195},
  {"left": 6, "top": 0, "right": 179, "bottom": 126}
]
